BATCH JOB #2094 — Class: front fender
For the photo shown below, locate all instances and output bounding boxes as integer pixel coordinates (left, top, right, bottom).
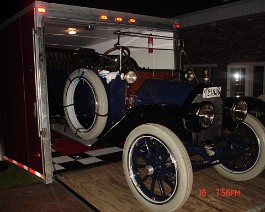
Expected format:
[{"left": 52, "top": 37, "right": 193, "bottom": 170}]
[
  {"left": 224, "top": 96, "right": 265, "bottom": 112},
  {"left": 93, "top": 104, "right": 189, "bottom": 147},
  {"left": 223, "top": 96, "right": 265, "bottom": 129}
]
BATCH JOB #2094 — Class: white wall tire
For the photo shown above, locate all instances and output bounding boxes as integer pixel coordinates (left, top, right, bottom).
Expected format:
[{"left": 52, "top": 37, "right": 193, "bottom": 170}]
[
  {"left": 63, "top": 68, "right": 108, "bottom": 140},
  {"left": 214, "top": 114, "right": 265, "bottom": 181},
  {"left": 123, "top": 123, "right": 193, "bottom": 212}
]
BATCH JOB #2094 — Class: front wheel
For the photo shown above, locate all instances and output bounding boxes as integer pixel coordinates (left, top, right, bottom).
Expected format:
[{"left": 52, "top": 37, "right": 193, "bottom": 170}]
[
  {"left": 214, "top": 114, "right": 265, "bottom": 181},
  {"left": 123, "top": 123, "right": 193, "bottom": 212}
]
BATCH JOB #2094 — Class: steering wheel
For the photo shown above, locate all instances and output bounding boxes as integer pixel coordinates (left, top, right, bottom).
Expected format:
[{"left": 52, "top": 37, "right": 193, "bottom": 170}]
[{"left": 99, "top": 46, "right": 130, "bottom": 70}]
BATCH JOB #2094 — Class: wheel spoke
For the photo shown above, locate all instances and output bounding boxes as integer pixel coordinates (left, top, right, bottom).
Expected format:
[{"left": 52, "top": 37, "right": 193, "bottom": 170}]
[
  {"left": 240, "top": 156, "right": 247, "bottom": 168},
  {"left": 154, "top": 141, "right": 161, "bottom": 157},
  {"left": 158, "top": 180, "right": 166, "bottom": 198},
  {"left": 162, "top": 175, "right": 175, "bottom": 190},
  {"left": 232, "top": 158, "right": 237, "bottom": 167},
  {"left": 135, "top": 163, "right": 147, "bottom": 168},
  {"left": 137, "top": 149, "right": 150, "bottom": 163},
  {"left": 150, "top": 178, "right": 156, "bottom": 196},
  {"left": 144, "top": 140, "right": 152, "bottom": 155},
  {"left": 246, "top": 153, "right": 257, "bottom": 160},
  {"left": 139, "top": 174, "right": 149, "bottom": 183}
]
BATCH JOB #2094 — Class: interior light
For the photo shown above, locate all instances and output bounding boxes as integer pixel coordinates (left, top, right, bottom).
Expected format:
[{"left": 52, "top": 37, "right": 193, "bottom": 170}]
[
  {"left": 68, "top": 28, "right": 77, "bottom": 35},
  {"left": 37, "top": 7, "right": 46, "bottom": 13},
  {"left": 115, "top": 17, "right": 123, "bottom": 22},
  {"left": 128, "top": 18, "right": 136, "bottom": 24},
  {"left": 100, "top": 15, "right": 108, "bottom": 20}
]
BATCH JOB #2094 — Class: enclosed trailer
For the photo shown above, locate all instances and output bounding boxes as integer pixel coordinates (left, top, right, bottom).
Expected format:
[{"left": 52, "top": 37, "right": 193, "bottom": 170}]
[
  {"left": 0, "top": 1, "right": 178, "bottom": 184},
  {"left": 2, "top": 1, "right": 265, "bottom": 211}
]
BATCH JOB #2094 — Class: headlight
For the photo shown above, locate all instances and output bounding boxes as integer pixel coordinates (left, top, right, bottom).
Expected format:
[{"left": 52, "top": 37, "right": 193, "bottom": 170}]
[
  {"left": 120, "top": 71, "right": 137, "bottom": 84},
  {"left": 185, "top": 70, "right": 196, "bottom": 81},
  {"left": 232, "top": 100, "right": 247, "bottom": 123},
  {"left": 196, "top": 103, "right": 215, "bottom": 128}
]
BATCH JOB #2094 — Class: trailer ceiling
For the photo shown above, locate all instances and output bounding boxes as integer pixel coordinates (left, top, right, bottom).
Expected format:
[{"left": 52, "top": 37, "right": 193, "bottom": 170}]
[
  {"left": 44, "top": 21, "right": 118, "bottom": 49},
  {"left": 43, "top": 20, "right": 173, "bottom": 50}
]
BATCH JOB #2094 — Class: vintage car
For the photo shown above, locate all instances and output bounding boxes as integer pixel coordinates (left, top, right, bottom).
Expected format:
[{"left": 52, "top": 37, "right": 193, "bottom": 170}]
[{"left": 47, "top": 40, "right": 265, "bottom": 211}]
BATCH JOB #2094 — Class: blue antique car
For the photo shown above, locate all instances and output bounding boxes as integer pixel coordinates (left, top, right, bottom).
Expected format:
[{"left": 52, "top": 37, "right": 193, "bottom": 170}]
[{"left": 54, "top": 42, "right": 265, "bottom": 211}]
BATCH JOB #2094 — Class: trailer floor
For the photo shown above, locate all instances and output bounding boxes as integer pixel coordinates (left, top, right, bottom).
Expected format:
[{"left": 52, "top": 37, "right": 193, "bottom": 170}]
[
  {"left": 51, "top": 129, "right": 123, "bottom": 173},
  {"left": 51, "top": 145, "right": 122, "bottom": 173},
  {"left": 56, "top": 161, "right": 265, "bottom": 212}
]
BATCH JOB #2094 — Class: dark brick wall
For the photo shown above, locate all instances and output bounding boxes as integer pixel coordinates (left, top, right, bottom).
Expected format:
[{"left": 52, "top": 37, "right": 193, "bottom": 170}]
[
  {"left": 179, "top": 12, "right": 265, "bottom": 67},
  {"left": 179, "top": 12, "right": 265, "bottom": 93}
]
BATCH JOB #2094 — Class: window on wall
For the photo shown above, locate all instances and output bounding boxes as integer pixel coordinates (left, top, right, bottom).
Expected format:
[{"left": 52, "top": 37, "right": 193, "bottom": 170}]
[
  {"left": 253, "top": 66, "right": 264, "bottom": 97},
  {"left": 230, "top": 67, "right": 246, "bottom": 97},
  {"left": 227, "top": 63, "right": 265, "bottom": 98},
  {"left": 185, "top": 63, "right": 265, "bottom": 98}
]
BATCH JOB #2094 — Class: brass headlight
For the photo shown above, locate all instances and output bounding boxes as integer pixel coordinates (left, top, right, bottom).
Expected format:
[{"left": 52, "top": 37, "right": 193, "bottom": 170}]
[
  {"left": 196, "top": 103, "right": 215, "bottom": 128},
  {"left": 232, "top": 100, "right": 248, "bottom": 123},
  {"left": 121, "top": 71, "right": 137, "bottom": 84},
  {"left": 185, "top": 70, "right": 196, "bottom": 81}
]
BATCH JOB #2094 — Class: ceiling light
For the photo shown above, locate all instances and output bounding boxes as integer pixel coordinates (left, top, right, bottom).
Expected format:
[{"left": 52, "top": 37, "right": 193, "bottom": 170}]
[
  {"left": 128, "top": 18, "right": 136, "bottom": 24},
  {"left": 100, "top": 15, "right": 108, "bottom": 20},
  {"left": 36, "top": 7, "right": 46, "bottom": 13},
  {"left": 115, "top": 17, "right": 123, "bottom": 22}
]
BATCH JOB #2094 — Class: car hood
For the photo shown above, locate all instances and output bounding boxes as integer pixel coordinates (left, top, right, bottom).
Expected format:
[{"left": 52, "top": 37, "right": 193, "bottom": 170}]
[{"left": 135, "top": 79, "right": 202, "bottom": 105}]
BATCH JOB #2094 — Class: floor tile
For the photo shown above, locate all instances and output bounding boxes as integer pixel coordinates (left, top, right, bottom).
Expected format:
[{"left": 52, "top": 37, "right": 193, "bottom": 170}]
[
  {"left": 86, "top": 147, "right": 122, "bottom": 157},
  {"left": 52, "top": 155, "right": 75, "bottom": 164},
  {"left": 77, "top": 156, "right": 102, "bottom": 165}
]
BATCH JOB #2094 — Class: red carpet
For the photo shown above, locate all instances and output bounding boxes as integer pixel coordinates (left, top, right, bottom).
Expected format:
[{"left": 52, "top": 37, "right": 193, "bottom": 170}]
[
  {"left": 51, "top": 138, "right": 93, "bottom": 155},
  {"left": 51, "top": 130, "right": 95, "bottom": 155}
]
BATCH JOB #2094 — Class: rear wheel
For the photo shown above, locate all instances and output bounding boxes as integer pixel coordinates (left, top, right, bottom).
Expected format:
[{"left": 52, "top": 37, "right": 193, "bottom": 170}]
[
  {"left": 123, "top": 123, "right": 193, "bottom": 212},
  {"left": 214, "top": 114, "right": 265, "bottom": 181}
]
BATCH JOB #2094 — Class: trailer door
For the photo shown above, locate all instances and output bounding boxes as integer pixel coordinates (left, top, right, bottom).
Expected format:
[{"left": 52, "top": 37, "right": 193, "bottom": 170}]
[{"left": 0, "top": 5, "right": 52, "bottom": 183}]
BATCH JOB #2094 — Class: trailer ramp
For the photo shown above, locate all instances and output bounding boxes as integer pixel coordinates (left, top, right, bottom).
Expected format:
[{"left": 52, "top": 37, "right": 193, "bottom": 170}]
[{"left": 55, "top": 161, "right": 265, "bottom": 211}]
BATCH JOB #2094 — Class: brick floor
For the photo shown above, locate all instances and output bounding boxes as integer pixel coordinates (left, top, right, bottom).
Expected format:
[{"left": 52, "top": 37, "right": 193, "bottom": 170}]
[{"left": 0, "top": 183, "right": 91, "bottom": 212}]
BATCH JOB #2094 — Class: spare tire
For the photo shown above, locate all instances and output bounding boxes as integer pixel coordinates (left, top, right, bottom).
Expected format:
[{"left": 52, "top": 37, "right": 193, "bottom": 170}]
[{"left": 63, "top": 68, "right": 108, "bottom": 140}]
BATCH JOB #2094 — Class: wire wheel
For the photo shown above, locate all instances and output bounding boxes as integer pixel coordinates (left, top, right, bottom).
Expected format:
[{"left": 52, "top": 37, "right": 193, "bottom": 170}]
[
  {"left": 123, "top": 123, "right": 192, "bottom": 211},
  {"left": 214, "top": 114, "right": 265, "bottom": 181}
]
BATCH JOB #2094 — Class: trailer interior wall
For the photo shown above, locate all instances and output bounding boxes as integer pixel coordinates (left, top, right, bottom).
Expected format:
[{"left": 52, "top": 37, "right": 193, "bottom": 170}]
[
  {"left": 0, "top": 9, "right": 44, "bottom": 175},
  {"left": 44, "top": 21, "right": 175, "bottom": 69}
]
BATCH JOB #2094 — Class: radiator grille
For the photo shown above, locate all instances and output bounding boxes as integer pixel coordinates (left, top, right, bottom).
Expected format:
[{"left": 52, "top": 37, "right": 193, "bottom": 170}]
[{"left": 192, "top": 94, "right": 223, "bottom": 142}]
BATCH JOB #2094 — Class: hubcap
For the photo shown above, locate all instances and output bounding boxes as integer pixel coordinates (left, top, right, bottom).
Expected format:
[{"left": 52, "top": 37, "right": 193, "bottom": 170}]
[{"left": 145, "top": 165, "right": 154, "bottom": 175}]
